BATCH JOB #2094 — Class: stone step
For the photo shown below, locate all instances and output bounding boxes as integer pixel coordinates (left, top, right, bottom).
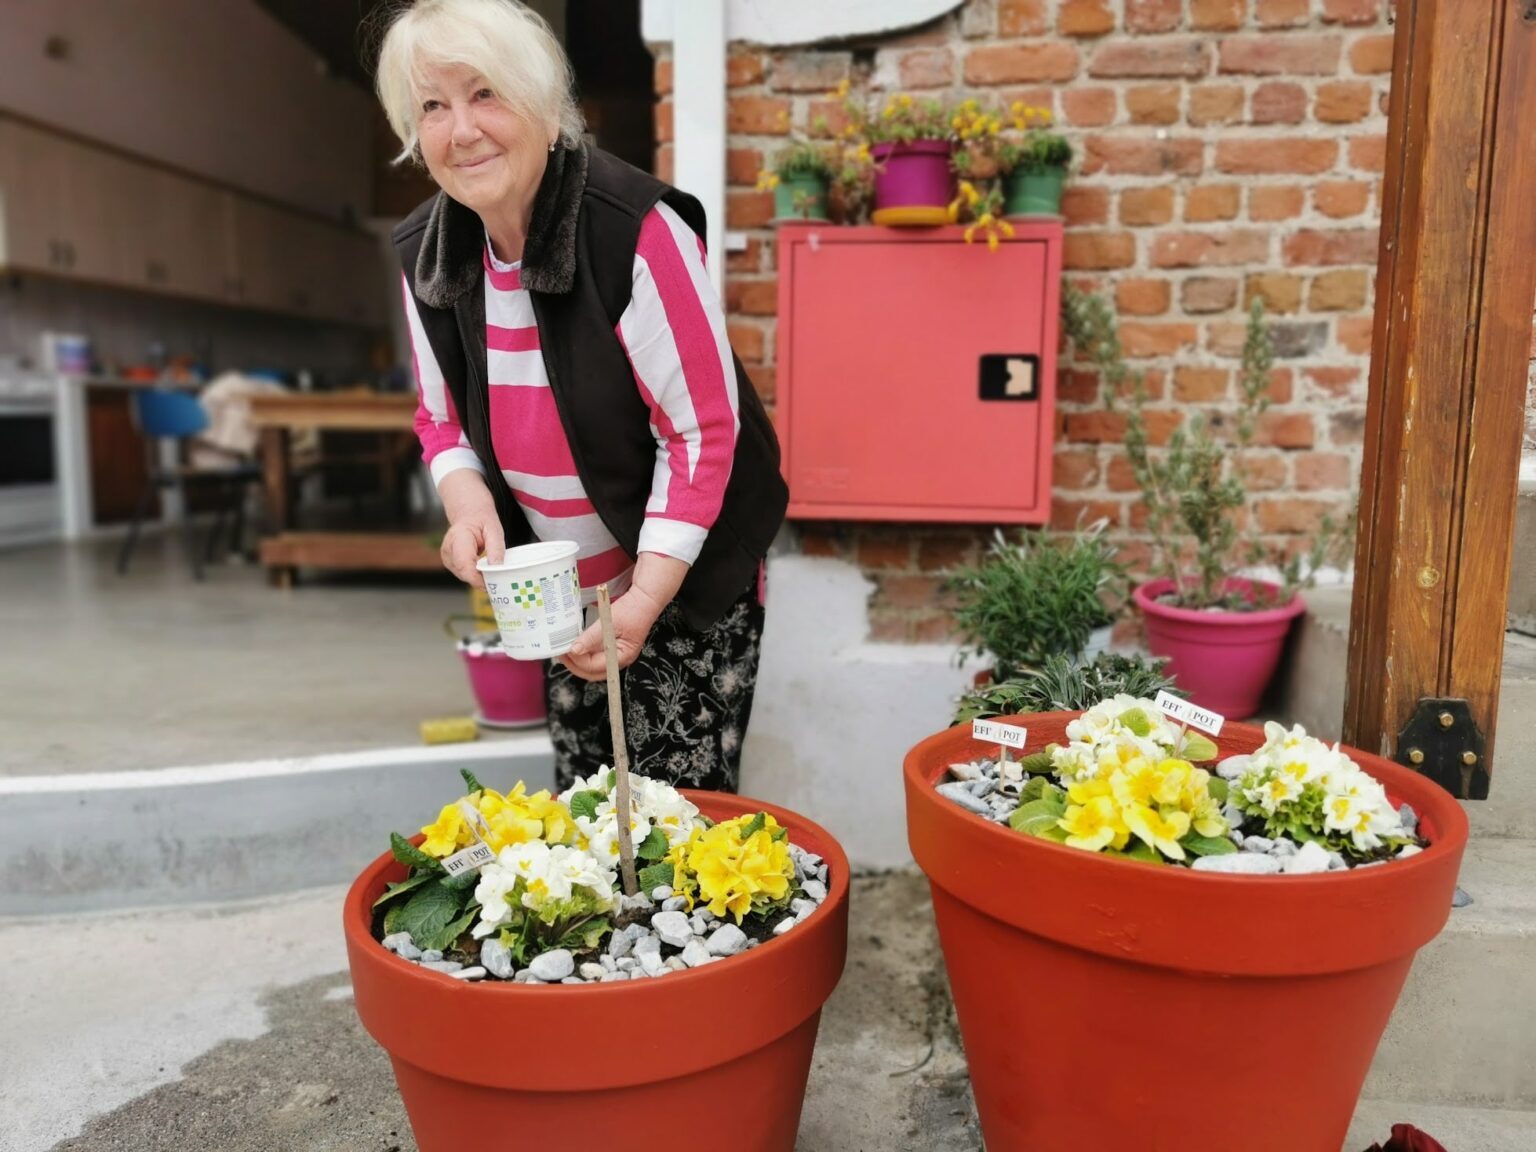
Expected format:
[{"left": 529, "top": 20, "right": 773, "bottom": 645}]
[
  {"left": 1363, "top": 835, "right": 1536, "bottom": 1110},
  {"left": 1274, "top": 586, "right": 1536, "bottom": 836}
]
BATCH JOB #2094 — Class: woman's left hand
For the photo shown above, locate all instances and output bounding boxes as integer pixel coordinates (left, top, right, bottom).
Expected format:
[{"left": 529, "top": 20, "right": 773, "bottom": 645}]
[{"left": 556, "top": 584, "right": 666, "bottom": 682}]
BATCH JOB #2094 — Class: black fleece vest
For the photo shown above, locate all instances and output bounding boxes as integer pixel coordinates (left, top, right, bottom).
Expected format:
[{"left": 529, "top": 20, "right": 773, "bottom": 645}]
[{"left": 393, "top": 146, "right": 787, "bottom": 630}]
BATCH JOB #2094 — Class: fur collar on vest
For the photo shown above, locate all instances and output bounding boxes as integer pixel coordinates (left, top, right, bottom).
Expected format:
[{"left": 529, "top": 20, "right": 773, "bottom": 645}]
[{"left": 412, "top": 141, "right": 589, "bottom": 309}]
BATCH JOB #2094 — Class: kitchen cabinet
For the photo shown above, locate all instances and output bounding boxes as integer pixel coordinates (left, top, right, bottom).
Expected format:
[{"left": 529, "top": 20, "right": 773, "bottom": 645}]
[{"left": 0, "top": 115, "right": 387, "bottom": 328}]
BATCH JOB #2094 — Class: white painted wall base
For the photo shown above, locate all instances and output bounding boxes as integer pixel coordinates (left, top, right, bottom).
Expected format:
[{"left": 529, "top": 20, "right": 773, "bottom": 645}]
[{"left": 742, "top": 555, "right": 971, "bottom": 868}]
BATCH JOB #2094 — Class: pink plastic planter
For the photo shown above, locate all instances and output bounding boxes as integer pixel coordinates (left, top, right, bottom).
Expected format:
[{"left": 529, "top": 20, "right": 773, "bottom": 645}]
[
  {"left": 871, "top": 140, "right": 955, "bottom": 212},
  {"left": 459, "top": 647, "right": 547, "bottom": 728},
  {"left": 1134, "top": 577, "right": 1305, "bottom": 719}
]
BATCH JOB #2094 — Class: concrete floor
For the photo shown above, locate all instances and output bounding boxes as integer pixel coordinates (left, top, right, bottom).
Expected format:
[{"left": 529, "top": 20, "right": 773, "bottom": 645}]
[
  {"left": 1, "top": 538, "right": 505, "bottom": 775},
  {"left": 4, "top": 871, "right": 1529, "bottom": 1152}
]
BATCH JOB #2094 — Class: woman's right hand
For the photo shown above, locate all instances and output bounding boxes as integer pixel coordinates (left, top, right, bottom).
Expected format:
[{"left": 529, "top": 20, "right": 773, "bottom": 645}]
[{"left": 437, "top": 470, "right": 504, "bottom": 588}]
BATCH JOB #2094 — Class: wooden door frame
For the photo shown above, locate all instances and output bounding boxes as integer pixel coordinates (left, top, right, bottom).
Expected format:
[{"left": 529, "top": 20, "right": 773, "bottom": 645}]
[{"left": 1343, "top": 0, "right": 1536, "bottom": 797}]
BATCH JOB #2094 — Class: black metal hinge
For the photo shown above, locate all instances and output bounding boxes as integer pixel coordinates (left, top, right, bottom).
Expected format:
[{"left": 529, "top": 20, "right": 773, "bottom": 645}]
[{"left": 1395, "top": 698, "right": 1489, "bottom": 799}]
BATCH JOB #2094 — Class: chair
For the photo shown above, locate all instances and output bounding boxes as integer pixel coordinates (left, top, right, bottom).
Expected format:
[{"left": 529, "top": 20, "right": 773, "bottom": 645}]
[{"left": 116, "top": 388, "right": 263, "bottom": 580}]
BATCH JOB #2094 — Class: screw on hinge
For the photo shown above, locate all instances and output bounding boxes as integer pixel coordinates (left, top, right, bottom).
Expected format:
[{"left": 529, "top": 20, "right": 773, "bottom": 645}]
[
  {"left": 1439, "top": 711, "right": 1455, "bottom": 729},
  {"left": 1407, "top": 747, "right": 1425, "bottom": 765}
]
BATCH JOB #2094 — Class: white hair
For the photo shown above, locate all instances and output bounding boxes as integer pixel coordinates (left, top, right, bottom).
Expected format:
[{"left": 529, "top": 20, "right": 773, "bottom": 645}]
[{"left": 373, "top": 0, "right": 585, "bottom": 165}]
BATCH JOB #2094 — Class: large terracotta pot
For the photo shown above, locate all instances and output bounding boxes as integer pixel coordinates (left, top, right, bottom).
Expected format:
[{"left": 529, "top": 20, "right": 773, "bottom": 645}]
[
  {"left": 904, "top": 713, "right": 1468, "bottom": 1152},
  {"left": 1135, "top": 576, "right": 1306, "bottom": 718},
  {"left": 345, "top": 790, "right": 849, "bottom": 1152}
]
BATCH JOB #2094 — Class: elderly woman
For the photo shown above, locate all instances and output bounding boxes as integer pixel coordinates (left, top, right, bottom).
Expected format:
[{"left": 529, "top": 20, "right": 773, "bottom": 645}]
[{"left": 375, "top": 0, "right": 786, "bottom": 792}]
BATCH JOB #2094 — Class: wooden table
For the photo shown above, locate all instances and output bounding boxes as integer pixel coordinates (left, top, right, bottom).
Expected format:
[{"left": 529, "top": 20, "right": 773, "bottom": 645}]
[{"left": 248, "top": 391, "right": 441, "bottom": 584}]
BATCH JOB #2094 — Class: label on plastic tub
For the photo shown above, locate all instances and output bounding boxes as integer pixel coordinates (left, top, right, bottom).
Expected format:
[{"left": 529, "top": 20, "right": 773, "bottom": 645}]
[
  {"left": 972, "top": 719, "right": 1029, "bottom": 750},
  {"left": 1154, "top": 690, "right": 1224, "bottom": 736}
]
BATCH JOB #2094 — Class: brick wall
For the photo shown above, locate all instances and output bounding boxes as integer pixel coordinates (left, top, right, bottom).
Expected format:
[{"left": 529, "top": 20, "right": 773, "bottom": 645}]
[{"left": 653, "top": 0, "right": 1536, "bottom": 642}]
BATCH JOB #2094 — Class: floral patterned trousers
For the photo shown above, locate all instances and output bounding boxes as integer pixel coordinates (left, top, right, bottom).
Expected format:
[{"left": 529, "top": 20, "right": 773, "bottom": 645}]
[{"left": 544, "top": 581, "right": 765, "bottom": 794}]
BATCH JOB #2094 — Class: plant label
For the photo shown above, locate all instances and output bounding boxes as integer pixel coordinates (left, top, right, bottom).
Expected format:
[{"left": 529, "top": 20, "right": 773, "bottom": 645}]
[
  {"left": 972, "top": 719, "right": 1030, "bottom": 750},
  {"left": 1154, "top": 691, "right": 1224, "bottom": 736},
  {"left": 442, "top": 841, "right": 495, "bottom": 877}
]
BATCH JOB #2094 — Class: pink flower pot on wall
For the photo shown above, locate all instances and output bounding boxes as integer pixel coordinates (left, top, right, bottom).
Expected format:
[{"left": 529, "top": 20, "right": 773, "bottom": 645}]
[
  {"left": 871, "top": 140, "right": 955, "bottom": 226},
  {"left": 1134, "top": 577, "right": 1305, "bottom": 719}
]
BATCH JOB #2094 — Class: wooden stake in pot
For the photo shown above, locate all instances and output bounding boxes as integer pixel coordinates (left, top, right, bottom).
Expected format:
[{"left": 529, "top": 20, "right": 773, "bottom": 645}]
[{"left": 596, "top": 584, "right": 639, "bottom": 897}]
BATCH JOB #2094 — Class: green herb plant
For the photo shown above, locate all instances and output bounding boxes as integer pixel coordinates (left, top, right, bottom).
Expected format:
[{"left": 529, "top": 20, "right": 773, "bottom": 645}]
[
  {"left": 952, "top": 652, "right": 1182, "bottom": 726},
  {"left": 946, "top": 522, "right": 1125, "bottom": 682},
  {"left": 1061, "top": 288, "right": 1352, "bottom": 611}
]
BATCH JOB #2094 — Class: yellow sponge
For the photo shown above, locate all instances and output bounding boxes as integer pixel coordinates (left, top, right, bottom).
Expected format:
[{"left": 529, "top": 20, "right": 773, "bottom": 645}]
[{"left": 419, "top": 716, "right": 480, "bottom": 745}]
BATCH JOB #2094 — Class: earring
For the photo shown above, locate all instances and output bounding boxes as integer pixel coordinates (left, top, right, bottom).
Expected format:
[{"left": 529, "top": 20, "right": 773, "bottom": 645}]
[{"left": 548, "top": 140, "right": 556, "bottom": 152}]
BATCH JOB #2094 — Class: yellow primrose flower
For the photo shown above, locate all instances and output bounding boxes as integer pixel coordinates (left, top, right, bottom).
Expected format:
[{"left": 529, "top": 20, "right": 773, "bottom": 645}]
[
  {"left": 678, "top": 814, "right": 795, "bottom": 924},
  {"left": 999, "top": 219, "right": 1016, "bottom": 238},
  {"left": 757, "top": 171, "right": 780, "bottom": 191},
  {"left": 420, "top": 802, "right": 471, "bottom": 857},
  {"left": 1010, "top": 100, "right": 1025, "bottom": 114},
  {"left": 962, "top": 225, "right": 977, "bottom": 245},
  {"left": 1152, "top": 759, "right": 1192, "bottom": 806},
  {"left": 1110, "top": 757, "right": 1162, "bottom": 810},
  {"left": 899, "top": 93, "right": 913, "bottom": 106},
  {"left": 1184, "top": 788, "right": 1228, "bottom": 839},
  {"left": 835, "top": 77, "right": 851, "bottom": 98},
  {"left": 1059, "top": 795, "right": 1129, "bottom": 852},
  {"left": 1124, "top": 804, "right": 1191, "bottom": 860}
]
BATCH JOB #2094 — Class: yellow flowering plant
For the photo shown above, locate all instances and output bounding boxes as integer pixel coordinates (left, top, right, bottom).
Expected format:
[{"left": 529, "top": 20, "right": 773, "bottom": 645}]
[
  {"left": 663, "top": 812, "right": 797, "bottom": 923},
  {"left": 1004, "top": 697, "right": 1234, "bottom": 864},
  {"left": 374, "top": 767, "right": 828, "bottom": 979}
]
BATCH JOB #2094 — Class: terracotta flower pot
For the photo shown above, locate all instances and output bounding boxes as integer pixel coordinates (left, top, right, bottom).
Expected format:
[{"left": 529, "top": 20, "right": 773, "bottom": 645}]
[
  {"left": 904, "top": 713, "right": 1468, "bottom": 1152},
  {"left": 1135, "top": 576, "right": 1305, "bottom": 718},
  {"left": 344, "top": 790, "right": 849, "bottom": 1152}
]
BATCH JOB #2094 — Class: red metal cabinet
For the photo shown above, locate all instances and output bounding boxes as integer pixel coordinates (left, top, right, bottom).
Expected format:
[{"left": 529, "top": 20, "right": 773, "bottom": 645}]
[{"left": 773, "top": 221, "right": 1063, "bottom": 523}]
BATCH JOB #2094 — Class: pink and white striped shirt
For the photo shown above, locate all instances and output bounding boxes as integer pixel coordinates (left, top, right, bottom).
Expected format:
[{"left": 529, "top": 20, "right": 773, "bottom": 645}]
[{"left": 405, "top": 201, "right": 740, "bottom": 603}]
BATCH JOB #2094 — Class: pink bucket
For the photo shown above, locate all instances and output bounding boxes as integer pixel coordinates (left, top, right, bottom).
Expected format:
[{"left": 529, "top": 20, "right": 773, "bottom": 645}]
[
  {"left": 1134, "top": 577, "right": 1306, "bottom": 720},
  {"left": 459, "top": 645, "right": 548, "bottom": 729}
]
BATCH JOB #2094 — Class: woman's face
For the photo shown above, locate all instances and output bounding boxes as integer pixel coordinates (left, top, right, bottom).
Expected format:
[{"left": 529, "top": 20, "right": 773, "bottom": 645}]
[{"left": 415, "top": 62, "right": 550, "bottom": 215}]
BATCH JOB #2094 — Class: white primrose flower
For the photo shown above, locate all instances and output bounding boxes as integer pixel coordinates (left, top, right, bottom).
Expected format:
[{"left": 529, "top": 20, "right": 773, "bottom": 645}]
[
  {"left": 1054, "top": 696, "right": 1189, "bottom": 783},
  {"left": 544, "top": 843, "right": 617, "bottom": 908},
  {"left": 472, "top": 840, "right": 549, "bottom": 938}
]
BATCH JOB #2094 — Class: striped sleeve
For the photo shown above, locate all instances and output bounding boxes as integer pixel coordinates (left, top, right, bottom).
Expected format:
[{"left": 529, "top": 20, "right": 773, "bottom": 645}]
[
  {"left": 403, "top": 274, "right": 484, "bottom": 486},
  {"left": 618, "top": 202, "right": 740, "bottom": 565}
]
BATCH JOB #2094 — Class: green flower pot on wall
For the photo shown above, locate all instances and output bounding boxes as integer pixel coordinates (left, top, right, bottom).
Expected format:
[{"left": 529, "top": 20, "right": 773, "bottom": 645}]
[
  {"left": 1003, "top": 166, "right": 1067, "bottom": 217},
  {"left": 773, "top": 174, "right": 830, "bottom": 222}
]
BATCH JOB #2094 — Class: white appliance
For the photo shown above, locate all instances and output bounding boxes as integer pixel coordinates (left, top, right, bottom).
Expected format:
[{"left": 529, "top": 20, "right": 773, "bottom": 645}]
[{"left": 0, "top": 370, "right": 65, "bottom": 547}]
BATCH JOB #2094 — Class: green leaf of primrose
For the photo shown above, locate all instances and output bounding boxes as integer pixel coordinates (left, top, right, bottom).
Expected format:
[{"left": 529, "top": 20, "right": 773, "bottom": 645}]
[
  {"left": 1105, "top": 840, "right": 1161, "bottom": 864},
  {"left": 390, "top": 832, "right": 445, "bottom": 874},
  {"left": 1207, "top": 777, "right": 1229, "bottom": 805},
  {"left": 1008, "top": 797, "right": 1067, "bottom": 838},
  {"left": 739, "top": 813, "right": 767, "bottom": 841},
  {"left": 421, "top": 903, "right": 480, "bottom": 953},
  {"left": 770, "top": 824, "right": 789, "bottom": 842},
  {"left": 1118, "top": 707, "right": 1152, "bottom": 737},
  {"left": 394, "top": 880, "right": 462, "bottom": 947},
  {"left": 372, "top": 873, "right": 436, "bottom": 909},
  {"left": 568, "top": 790, "right": 604, "bottom": 822},
  {"left": 459, "top": 767, "right": 485, "bottom": 796},
  {"left": 1020, "top": 778, "right": 1065, "bottom": 806},
  {"left": 1180, "top": 733, "right": 1220, "bottom": 763},
  {"left": 1035, "top": 824, "right": 1070, "bottom": 844},
  {"left": 1017, "top": 750, "right": 1056, "bottom": 775},
  {"left": 443, "top": 865, "right": 483, "bottom": 892},
  {"left": 1183, "top": 834, "right": 1238, "bottom": 857},
  {"left": 561, "top": 916, "right": 610, "bottom": 953},
  {"left": 636, "top": 827, "right": 669, "bottom": 861},
  {"left": 382, "top": 901, "right": 409, "bottom": 936},
  {"left": 637, "top": 861, "right": 675, "bottom": 893}
]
